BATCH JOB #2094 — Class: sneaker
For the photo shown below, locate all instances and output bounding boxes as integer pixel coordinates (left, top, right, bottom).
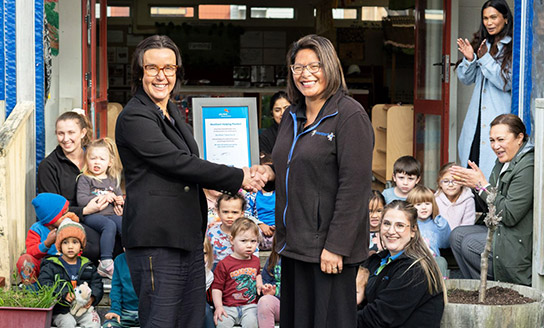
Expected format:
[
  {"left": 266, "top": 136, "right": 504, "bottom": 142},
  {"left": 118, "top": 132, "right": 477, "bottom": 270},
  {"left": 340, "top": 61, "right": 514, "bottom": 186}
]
[{"left": 97, "top": 259, "right": 114, "bottom": 279}]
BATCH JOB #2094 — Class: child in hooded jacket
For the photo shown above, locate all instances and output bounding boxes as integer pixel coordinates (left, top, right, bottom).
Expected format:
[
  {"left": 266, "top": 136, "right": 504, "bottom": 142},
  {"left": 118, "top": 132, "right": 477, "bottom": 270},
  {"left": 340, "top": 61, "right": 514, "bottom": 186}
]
[
  {"left": 434, "top": 162, "right": 476, "bottom": 229},
  {"left": 38, "top": 218, "right": 103, "bottom": 328}
]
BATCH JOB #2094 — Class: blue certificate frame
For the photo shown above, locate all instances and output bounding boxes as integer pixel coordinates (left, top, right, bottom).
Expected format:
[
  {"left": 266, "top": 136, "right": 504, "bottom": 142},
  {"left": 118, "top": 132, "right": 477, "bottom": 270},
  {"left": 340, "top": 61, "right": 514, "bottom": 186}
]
[{"left": 192, "top": 97, "right": 259, "bottom": 168}]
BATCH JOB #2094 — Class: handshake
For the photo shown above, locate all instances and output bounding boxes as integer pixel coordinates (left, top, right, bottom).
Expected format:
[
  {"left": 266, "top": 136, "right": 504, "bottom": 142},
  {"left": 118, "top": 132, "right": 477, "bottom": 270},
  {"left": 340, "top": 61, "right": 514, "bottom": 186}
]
[{"left": 241, "top": 165, "right": 275, "bottom": 193}]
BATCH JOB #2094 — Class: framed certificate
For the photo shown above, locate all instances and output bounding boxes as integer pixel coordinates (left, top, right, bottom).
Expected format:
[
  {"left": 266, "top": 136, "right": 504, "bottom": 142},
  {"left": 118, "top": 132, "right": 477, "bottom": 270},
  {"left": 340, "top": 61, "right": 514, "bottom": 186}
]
[{"left": 192, "top": 97, "right": 260, "bottom": 168}]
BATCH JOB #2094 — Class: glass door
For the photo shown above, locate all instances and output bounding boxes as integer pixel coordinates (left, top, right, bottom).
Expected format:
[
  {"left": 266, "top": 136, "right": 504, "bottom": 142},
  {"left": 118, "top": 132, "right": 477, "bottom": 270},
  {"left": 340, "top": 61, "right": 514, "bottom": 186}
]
[
  {"left": 82, "top": 0, "right": 108, "bottom": 138},
  {"left": 413, "top": 0, "right": 451, "bottom": 186}
]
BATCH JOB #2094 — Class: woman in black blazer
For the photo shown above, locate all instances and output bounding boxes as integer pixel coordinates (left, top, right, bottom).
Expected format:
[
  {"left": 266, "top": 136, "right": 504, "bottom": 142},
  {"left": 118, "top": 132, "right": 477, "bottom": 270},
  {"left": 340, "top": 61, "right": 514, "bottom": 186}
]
[{"left": 115, "top": 35, "right": 264, "bottom": 327}]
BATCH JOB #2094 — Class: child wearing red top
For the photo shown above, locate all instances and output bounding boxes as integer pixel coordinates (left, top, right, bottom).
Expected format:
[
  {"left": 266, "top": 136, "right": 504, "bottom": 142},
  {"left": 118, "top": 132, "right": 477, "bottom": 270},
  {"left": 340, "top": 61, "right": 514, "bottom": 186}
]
[{"left": 212, "top": 218, "right": 263, "bottom": 328}]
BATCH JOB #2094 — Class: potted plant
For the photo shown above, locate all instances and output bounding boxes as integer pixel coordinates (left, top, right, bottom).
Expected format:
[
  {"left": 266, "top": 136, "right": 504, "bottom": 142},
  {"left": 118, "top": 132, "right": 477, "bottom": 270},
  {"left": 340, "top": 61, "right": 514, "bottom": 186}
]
[
  {"left": 441, "top": 188, "right": 544, "bottom": 328},
  {"left": 0, "top": 274, "right": 70, "bottom": 328}
]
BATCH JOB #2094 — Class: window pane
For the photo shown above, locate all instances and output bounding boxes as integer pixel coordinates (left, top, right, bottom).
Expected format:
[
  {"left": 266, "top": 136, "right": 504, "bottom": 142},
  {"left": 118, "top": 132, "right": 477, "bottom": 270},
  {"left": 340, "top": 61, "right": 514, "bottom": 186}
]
[
  {"left": 250, "top": 7, "right": 294, "bottom": 19},
  {"left": 332, "top": 8, "right": 357, "bottom": 19},
  {"left": 361, "top": 7, "right": 387, "bottom": 21},
  {"left": 415, "top": 113, "right": 441, "bottom": 187},
  {"left": 150, "top": 7, "right": 194, "bottom": 18},
  {"left": 108, "top": 6, "right": 130, "bottom": 17},
  {"left": 199, "top": 5, "right": 246, "bottom": 20}
]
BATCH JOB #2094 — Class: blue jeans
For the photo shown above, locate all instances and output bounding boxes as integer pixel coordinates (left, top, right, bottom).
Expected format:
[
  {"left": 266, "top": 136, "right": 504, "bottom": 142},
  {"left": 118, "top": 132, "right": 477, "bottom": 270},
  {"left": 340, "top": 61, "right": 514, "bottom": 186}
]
[{"left": 83, "top": 214, "right": 122, "bottom": 260}]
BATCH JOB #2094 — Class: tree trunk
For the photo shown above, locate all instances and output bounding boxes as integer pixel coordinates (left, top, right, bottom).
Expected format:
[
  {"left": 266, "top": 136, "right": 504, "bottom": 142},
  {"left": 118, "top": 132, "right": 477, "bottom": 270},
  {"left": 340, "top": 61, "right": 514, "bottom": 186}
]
[{"left": 479, "top": 227, "right": 495, "bottom": 302}]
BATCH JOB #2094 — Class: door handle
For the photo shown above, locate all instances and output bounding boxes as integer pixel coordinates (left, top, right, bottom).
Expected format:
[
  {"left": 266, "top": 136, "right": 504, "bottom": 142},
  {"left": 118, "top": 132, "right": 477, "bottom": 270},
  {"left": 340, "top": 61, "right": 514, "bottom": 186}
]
[{"left": 433, "top": 55, "right": 451, "bottom": 82}]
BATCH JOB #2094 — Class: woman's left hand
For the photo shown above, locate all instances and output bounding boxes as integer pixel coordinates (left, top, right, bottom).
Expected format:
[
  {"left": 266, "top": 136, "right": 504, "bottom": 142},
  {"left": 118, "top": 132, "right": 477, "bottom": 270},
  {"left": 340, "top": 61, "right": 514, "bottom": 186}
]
[
  {"left": 320, "top": 249, "right": 343, "bottom": 274},
  {"left": 449, "top": 160, "right": 488, "bottom": 189}
]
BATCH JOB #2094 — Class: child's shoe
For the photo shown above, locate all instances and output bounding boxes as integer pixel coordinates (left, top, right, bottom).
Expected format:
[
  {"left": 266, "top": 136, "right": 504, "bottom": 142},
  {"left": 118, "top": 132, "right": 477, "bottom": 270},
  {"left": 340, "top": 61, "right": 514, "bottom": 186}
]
[{"left": 97, "top": 259, "right": 114, "bottom": 279}]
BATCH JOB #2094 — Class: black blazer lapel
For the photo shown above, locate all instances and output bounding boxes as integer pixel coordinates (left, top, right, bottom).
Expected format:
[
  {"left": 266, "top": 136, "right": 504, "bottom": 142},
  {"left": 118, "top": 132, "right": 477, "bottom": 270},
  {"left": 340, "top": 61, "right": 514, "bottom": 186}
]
[
  {"left": 134, "top": 87, "right": 197, "bottom": 155},
  {"left": 168, "top": 101, "right": 200, "bottom": 156}
]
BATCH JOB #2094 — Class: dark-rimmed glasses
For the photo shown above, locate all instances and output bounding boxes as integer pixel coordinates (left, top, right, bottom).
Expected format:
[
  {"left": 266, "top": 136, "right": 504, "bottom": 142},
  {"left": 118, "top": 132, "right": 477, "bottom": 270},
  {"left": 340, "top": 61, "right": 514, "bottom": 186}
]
[
  {"left": 290, "top": 62, "right": 322, "bottom": 75},
  {"left": 144, "top": 64, "right": 178, "bottom": 77}
]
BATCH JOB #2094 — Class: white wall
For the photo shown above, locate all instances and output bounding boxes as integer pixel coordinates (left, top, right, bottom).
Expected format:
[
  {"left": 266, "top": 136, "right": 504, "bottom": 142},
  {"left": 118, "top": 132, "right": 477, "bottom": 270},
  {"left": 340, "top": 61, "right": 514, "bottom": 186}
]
[{"left": 44, "top": 0, "right": 83, "bottom": 154}]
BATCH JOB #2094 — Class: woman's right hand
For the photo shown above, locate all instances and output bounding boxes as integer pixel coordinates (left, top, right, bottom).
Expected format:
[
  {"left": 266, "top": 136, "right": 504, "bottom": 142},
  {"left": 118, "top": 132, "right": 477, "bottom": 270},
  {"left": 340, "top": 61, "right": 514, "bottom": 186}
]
[
  {"left": 457, "top": 38, "right": 475, "bottom": 61},
  {"left": 242, "top": 166, "right": 271, "bottom": 192},
  {"left": 82, "top": 196, "right": 109, "bottom": 215}
]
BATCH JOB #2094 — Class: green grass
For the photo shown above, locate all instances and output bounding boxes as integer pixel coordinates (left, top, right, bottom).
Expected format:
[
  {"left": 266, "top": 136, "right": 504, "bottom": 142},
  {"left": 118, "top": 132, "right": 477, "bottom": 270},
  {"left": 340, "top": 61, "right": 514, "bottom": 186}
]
[{"left": 0, "top": 275, "right": 70, "bottom": 308}]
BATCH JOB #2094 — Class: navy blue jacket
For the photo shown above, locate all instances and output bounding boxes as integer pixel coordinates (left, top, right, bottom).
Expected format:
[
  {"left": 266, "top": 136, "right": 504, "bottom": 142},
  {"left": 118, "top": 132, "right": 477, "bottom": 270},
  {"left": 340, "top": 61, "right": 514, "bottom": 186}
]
[
  {"left": 38, "top": 256, "right": 104, "bottom": 315},
  {"left": 272, "top": 90, "right": 373, "bottom": 264}
]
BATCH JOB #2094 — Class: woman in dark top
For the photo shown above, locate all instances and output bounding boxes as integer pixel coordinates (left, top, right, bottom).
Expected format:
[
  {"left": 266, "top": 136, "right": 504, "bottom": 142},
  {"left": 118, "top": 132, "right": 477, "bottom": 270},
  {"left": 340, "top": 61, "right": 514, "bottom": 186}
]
[
  {"left": 259, "top": 91, "right": 290, "bottom": 155},
  {"left": 115, "top": 35, "right": 265, "bottom": 327},
  {"left": 256, "top": 34, "right": 374, "bottom": 328},
  {"left": 37, "top": 110, "right": 118, "bottom": 263},
  {"left": 357, "top": 201, "right": 445, "bottom": 328}
]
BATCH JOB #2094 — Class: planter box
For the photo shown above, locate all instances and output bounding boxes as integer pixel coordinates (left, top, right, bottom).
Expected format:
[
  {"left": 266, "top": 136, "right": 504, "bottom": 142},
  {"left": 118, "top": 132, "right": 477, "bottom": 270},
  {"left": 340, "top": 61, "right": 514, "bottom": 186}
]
[
  {"left": 442, "top": 279, "right": 544, "bottom": 328},
  {"left": 0, "top": 305, "right": 54, "bottom": 328}
]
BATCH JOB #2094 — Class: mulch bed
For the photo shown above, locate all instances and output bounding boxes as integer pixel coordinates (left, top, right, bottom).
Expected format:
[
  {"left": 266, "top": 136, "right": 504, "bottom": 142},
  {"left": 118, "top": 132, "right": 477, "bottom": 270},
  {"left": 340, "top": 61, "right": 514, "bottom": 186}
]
[{"left": 448, "top": 286, "right": 536, "bottom": 305}]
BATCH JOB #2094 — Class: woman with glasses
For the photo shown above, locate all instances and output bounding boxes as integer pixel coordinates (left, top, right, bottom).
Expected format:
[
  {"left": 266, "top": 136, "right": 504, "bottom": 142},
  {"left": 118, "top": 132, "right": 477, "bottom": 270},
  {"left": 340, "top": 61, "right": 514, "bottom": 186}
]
[
  {"left": 434, "top": 162, "right": 476, "bottom": 229},
  {"left": 254, "top": 34, "right": 374, "bottom": 327},
  {"left": 449, "top": 114, "right": 533, "bottom": 286},
  {"left": 115, "top": 35, "right": 266, "bottom": 327},
  {"left": 357, "top": 200, "right": 445, "bottom": 327}
]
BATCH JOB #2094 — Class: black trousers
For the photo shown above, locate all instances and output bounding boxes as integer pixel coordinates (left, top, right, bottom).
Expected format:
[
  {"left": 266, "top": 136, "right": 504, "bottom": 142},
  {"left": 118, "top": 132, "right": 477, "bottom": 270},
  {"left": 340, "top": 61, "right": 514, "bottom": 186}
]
[
  {"left": 280, "top": 256, "right": 357, "bottom": 328},
  {"left": 126, "top": 247, "right": 205, "bottom": 328}
]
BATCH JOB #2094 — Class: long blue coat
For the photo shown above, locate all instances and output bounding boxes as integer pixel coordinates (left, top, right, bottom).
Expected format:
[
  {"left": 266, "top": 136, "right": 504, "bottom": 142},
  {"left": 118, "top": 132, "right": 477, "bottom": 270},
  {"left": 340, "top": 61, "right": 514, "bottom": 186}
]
[{"left": 457, "top": 36, "right": 512, "bottom": 179}]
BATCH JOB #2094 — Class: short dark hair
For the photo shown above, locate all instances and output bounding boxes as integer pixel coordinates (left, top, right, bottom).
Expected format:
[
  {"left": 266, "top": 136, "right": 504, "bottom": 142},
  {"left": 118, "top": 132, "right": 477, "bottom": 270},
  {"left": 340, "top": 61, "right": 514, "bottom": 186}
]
[
  {"left": 369, "top": 190, "right": 386, "bottom": 208},
  {"left": 286, "top": 34, "right": 347, "bottom": 105},
  {"left": 393, "top": 156, "right": 421, "bottom": 177},
  {"left": 216, "top": 192, "right": 247, "bottom": 212},
  {"left": 130, "top": 35, "right": 184, "bottom": 95},
  {"left": 490, "top": 113, "right": 528, "bottom": 142}
]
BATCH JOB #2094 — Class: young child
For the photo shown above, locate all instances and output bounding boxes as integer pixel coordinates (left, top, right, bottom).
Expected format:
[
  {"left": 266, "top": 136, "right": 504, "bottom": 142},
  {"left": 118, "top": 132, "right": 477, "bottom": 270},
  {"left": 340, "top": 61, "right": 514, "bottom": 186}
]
[
  {"left": 102, "top": 252, "right": 139, "bottom": 328},
  {"left": 212, "top": 218, "right": 262, "bottom": 328},
  {"left": 434, "top": 162, "right": 476, "bottom": 229},
  {"left": 382, "top": 156, "right": 421, "bottom": 204},
  {"left": 38, "top": 218, "right": 103, "bottom": 328},
  {"left": 76, "top": 138, "right": 124, "bottom": 278},
  {"left": 407, "top": 186, "right": 451, "bottom": 277},
  {"left": 17, "top": 193, "right": 79, "bottom": 286},
  {"left": 257, "top": 237, "right": 281, "bottom": 328},
  {"left": 207, "top": 193, "right": 258, "bottom": 267},
  {"left": 368, "top": 190, "right": 386, "bottom": 254}
]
